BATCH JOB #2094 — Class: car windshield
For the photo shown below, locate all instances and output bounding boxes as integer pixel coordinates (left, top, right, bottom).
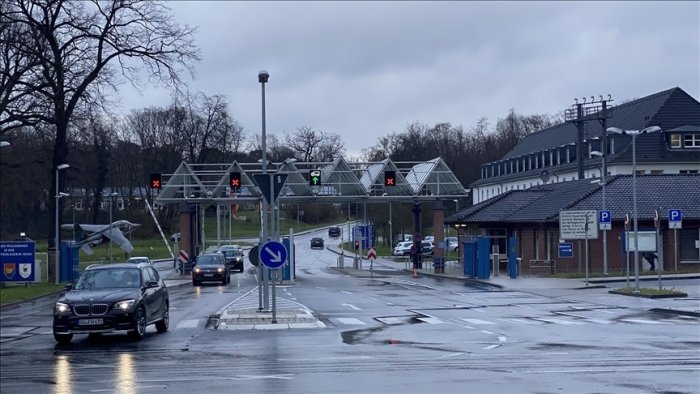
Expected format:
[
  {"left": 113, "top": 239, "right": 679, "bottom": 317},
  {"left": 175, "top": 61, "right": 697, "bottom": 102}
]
[
  {"left": 74, "top": 268, "right": 141, "bottom": 290},
  {"left": 198, "top": 255, "right": 222, "bottom": 265}
]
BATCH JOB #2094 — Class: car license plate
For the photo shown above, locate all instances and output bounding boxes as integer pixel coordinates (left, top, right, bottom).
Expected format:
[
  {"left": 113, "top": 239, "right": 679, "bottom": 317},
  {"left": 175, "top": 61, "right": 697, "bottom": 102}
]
[
  {"left": 78, "top": 318, "right": 103, "bottom": 326},
  {"left": 204, "top": 273, "right": 213, "bottom": 277}
]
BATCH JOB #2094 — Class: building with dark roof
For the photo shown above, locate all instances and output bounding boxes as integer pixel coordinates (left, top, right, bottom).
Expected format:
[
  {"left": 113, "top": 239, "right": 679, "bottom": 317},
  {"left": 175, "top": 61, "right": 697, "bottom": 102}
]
[
  {"left": 450, "top": 87, "right": 700, "bottom": 275},
  {"left": 470, "top": 87, "right": 700, "bottom": 205},
  {"left": 447, "top": 174, "right": 700, "bottom": 274}
]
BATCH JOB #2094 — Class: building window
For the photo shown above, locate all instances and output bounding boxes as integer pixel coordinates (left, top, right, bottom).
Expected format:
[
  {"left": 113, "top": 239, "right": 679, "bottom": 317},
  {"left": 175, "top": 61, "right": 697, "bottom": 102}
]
[
  {"left": 683, "top": 134, "right": 700, "bottom": 148},
  {"left": 670, "top": 134, "right": 682, "bottom": 148},
  {"left": 650, "top": 170, "right": 663, "bottom": 175},
  {"left": 680, "top": 169, "right": 699, "bottom": 174}
]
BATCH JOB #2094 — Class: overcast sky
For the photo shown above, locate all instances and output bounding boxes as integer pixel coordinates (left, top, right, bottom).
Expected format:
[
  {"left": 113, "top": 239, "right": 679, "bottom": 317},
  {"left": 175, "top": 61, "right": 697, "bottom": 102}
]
[{"left": 119, "top": 1, "right": 699, "bottom": 157}]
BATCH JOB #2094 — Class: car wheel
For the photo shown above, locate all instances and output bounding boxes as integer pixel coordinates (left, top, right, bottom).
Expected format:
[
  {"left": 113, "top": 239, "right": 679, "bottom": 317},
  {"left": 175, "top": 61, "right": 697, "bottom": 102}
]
[
  {"left": 53, "top": 331, "right": 73, "bottom": 344},
  {"left": 128, "top": 307, "right": 147, "bottom": 340},
  {"left": 192, "top": 279, "right": 199, "bottom": 286},
  {"left": 222, "top": 277, "right": 227, "bottom": 285},
  {"left": 155, "top": 305, "right": 169, "bottom": 333}
]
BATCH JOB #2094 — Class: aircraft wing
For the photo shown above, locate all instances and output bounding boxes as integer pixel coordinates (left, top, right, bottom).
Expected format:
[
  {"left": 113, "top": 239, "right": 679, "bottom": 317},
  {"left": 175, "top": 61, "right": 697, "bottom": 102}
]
[{"left": 68, "top": 222, "right": 138, "bottom": 255}]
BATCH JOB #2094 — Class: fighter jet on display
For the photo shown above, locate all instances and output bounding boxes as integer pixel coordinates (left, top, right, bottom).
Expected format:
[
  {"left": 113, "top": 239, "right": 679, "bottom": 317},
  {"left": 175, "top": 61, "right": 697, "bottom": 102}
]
[{"left": 61, "top": 220, "right": 140, "bottom": 255}]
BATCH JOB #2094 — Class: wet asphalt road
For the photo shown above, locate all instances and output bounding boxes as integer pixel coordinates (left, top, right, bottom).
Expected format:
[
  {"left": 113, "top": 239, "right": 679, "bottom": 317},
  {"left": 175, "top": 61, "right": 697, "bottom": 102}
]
[{"left": 1, "top": 229, "right": 699, "bottom": 393}]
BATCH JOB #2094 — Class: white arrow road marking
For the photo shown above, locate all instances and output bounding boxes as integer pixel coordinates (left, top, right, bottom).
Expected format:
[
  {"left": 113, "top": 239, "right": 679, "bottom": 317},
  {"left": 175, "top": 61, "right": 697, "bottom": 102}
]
[
  {"left": 342, "top": 303, "right": 362, "bottom": 310},
  {"left": 264, "top": 247, "right": 283, "bottom": 263}
]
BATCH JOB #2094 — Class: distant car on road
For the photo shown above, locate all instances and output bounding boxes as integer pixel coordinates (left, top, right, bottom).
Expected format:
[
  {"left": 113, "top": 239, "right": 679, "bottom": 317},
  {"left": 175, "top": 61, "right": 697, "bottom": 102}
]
[
  {"left": 218, "top": 245, "right": 244, "bottom": 272},
  {"left": 126, "top": 256, "right": 152, "bottom": 265},
  {"left": 393, "top": 241, "right": 412, "bottom": 256},
  {"left": 310, "top": 237, "right": 324, "bottom": 249},
  {"left": 328, "top": 226, "right": 341, "bottom": 237},
  {"left": 446, "top": 237, "right": 459, "bottom": 251},
  {"left": 421, "top": 241, "right": 435, "bottom": 256},
  {"left": 52, "top": 262, "right": 169, "bottom": 344},
  {"left": 192, "top": 253, "right": 230, "bottom": 286}
]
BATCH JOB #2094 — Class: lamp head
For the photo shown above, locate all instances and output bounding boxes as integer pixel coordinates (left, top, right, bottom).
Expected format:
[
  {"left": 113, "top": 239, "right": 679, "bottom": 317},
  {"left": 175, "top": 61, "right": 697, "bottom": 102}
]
[
  {"left": 57, "top": 164, "right": 70, "bottom": 170},
  {"left": 58, "top": 192, "right": 69, "bottom": 198},
  {"left": 641, "top": 126, "right": 661, "bottom": 134},
  {"left": 258, "top": 70, "right": 269, "bottom": 83}
]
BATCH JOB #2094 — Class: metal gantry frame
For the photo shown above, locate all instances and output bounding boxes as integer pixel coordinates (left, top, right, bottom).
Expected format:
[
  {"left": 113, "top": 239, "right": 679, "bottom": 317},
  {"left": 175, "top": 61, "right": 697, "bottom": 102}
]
[{"left": 154, "top": 157, "right": 468, "bottom": 206}]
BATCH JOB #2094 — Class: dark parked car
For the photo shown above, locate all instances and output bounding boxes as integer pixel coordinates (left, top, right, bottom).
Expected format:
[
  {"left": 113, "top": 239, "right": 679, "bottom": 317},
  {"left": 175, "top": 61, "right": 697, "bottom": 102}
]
[
  {"left": 192, "top": 253, "right": 230, "bottom": 286},
  {"left": 310, "top": 237, "right": 324, "bottom": 249},
  {"left": 328, "top": 226, "right": 341, "bottom": 237},
  {"left": 52, "top": 263, "right": 169, "bottom": 344},
  {"left": 218, "top": 245, "right": 244, "bottom": 272}
]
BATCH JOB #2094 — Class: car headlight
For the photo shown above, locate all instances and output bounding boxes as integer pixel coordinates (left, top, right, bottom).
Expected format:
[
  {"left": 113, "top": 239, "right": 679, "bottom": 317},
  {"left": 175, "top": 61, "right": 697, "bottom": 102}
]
[
  {"left": 194, "top": 267, "right": 200, "bottom": 273},
  {"left": 217, "top": 267, "right": 223, "bottom": 273},
  {"left": 55, "top": 302, "right": 71, "bottom": 315},
  {"left": 114, "top": 299, "right": 136, "bottom": 312}
]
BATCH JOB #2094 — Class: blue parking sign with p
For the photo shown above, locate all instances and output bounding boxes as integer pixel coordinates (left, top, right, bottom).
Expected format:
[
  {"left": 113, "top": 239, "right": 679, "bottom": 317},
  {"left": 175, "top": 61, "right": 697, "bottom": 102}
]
[
  {"left": 668, "top": 209, "right": 682, "bottom": 229},
  {"left": 599, "top": 210, "right": 611, "bottom": 230}
]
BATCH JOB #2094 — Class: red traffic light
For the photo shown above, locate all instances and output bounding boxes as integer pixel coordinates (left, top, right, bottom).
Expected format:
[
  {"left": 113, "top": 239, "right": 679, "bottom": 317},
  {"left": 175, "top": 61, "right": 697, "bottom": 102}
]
[
  {"left": 230, "top": 172, "right": 241, "bottom": 190},
  {"left": 354, "top": 240, "right": 360, "bottom": 250},
  {"left": 384, "top": 170, "right": 396, "bottom": 186},
  {"left": 150, "top": 173, "right": 162, "bottom": 189}
]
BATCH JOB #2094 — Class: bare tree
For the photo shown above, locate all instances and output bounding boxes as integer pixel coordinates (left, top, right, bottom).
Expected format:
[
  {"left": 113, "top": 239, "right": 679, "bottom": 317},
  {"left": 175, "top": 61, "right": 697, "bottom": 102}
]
[
  {"left": 3, "top": 0, "right": 199, "bottom": 247},
  {"left": 285, "top": 126, "right": 345, "bottom": 162}
]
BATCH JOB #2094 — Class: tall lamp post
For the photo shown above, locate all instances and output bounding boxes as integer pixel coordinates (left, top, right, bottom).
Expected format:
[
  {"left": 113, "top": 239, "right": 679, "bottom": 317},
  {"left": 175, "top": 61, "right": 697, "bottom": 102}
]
[
  {"left": 258, "top": 70, "right": 270, "bottom": 312},
  {"left": 109, "top": 191, "right": 118, "bottom": 262},
  {"left": 54, "top": 164, "right": 70, "bottom": 284},
  {"left": 607, "top": 126, "right": 661, "bottom": 292}
]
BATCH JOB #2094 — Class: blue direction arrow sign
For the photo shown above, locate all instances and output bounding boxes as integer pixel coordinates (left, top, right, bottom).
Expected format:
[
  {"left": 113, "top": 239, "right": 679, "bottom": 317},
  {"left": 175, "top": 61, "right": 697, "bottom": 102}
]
[
  {"left": 260, "top": 241, "right": 287, "bottom": 269},
  {"left": 598, "top": 210, "right": 611, "bottom": 230}
]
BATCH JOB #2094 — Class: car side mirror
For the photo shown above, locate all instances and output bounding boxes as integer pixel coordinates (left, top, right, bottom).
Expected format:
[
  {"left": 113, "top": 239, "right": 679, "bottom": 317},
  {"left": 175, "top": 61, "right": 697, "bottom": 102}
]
[
  {"left": 145, "top": 280, "right": 159, "bottom": 288},
  {"left": 64, "top": 284, "right": 73, "bottom": 291}
]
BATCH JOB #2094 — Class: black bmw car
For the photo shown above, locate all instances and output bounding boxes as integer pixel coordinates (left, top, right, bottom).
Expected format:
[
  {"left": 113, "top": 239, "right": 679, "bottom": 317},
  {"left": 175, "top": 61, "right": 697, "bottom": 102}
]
[
  {"left": 310, "top": 237, "right": 324, "bottom": 249},
  {"left": 192, "top": 253, "right": 230, "bottom": 285},
  {"left": 52, "top": 263, "right": 169, "bottom": 344}
]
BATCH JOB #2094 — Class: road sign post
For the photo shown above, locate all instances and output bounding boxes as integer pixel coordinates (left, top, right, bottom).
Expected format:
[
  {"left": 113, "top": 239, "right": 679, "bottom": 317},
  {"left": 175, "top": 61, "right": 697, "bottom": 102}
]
[
  {"left": 260, "top": 241, "right": 288, "bottom": 324},
  {"left": 668, "top": 209, "right": 681, "bottom": 270},
  {"left": 599, "top": 209, "right": 611, "bottom": 275}
]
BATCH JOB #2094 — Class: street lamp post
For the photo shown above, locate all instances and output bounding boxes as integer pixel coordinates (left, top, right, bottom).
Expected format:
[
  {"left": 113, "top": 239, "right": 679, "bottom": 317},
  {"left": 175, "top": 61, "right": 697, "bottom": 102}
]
[
  {"left": 258, "top": 70, "right": 270, "bottom": 312},
  {"left": 607, "top": 126, "right": 661, "bottom": 292},
  {"left": 109, "top": 192, "right": 118, "bottom": 262},
  {"left": 54, "top": 164, "right": 70, "bottom": 284}
]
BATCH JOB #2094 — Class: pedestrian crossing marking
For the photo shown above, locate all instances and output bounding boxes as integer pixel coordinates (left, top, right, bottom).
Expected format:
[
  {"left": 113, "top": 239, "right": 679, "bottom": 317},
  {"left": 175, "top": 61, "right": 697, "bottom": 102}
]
[{"left": 499, "top": 318, "right": 543, "bottom": 325}]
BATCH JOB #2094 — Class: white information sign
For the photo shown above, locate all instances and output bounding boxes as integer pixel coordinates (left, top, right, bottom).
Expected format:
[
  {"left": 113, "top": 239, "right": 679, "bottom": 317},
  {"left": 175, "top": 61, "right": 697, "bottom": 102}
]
[{"left": 559, "top": 210, "right": 599, "bottom": 240}]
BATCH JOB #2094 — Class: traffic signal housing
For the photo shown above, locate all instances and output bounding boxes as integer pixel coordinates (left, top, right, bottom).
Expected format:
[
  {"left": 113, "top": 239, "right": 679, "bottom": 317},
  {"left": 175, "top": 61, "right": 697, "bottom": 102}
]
[
  {"left": 309, "top": 170, "right": 321, "bottom": 186},
  {"left": 150, "top": 173, "right": 162, "bottom": 189},
  {"left": 354, "top": 240, "right": 360, "bottom": 250},
  {"left": 384, "top": 170, "right": 396, "bottom": 187},
  {"left": 230, "top": 172, "right": 241, "bottom": 191}
]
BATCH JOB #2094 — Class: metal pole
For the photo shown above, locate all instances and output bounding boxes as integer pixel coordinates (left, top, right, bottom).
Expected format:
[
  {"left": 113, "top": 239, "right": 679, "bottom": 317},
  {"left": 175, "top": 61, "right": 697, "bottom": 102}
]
[
  {"left": 109, "top": 196, "right": 113, "bottom": 262},
  {"left": 625, "top": 227, "right": 630, "bottom": 287},
  {"left": 585, "top": 214, "right": 589, "bottom": 286},
  {"left": 632, "top": 134, "right": 640, "bottom": 292},
  {"left": 258, "top": 70, "right": 270, "bottom": 312},
  {"left": 674, "top": 229, "right": 678, "bottom": 271},
  {"left": 54, "top": 169, "right": 60, "bottom": 285},
  {"left": 657, "top": 213, "right": 662, "bottom": 290},
  {"left": 389, "top": 201, "right": 393, "bottom": 250},
  {"left": 601, "top": 101, "right": 609, "bottom": 275}
]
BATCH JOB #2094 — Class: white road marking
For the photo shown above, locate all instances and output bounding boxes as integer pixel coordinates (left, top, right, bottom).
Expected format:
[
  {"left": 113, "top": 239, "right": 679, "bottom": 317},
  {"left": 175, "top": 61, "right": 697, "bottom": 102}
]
[
  {"left": 336, "top": 318, "right": 366, "bottom": 325},
  {"left": 340, "top": 290, "right": 353, "bottom": 295},
  {"left": 176, "top": 319, "right": 200, "bottom": 329},
  {"left": 481, "top": 330, "right": 495, "bottom": 335},
  {"left": 437, "top": 352, "right": 465, "bottom": 359},
  {"left": 417, "top": 317, "right": 445, "bottom": 324},
  {"left": 483, "top": 344, "right": 500, "bottom": 350},
  {"left": 461, "top": 318, "right": 495, "bottom": 325},
  {"left": 342, "top": 303, "right": 361, "bottom": 310},
  {"left": 498, "top": 336, "right": 507, "bottom": 342},
  {"left": 622, "top": 319, "right": 667, "bottom": 325},
  {"left": 534, "top": 318, "right": 583, "bottom": 325},
  {"left": 500, "top": 318, "right": 543, "bottom": 325},
  {"left": 376, "top": 317, "right": 403, "bottom": 325}
]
